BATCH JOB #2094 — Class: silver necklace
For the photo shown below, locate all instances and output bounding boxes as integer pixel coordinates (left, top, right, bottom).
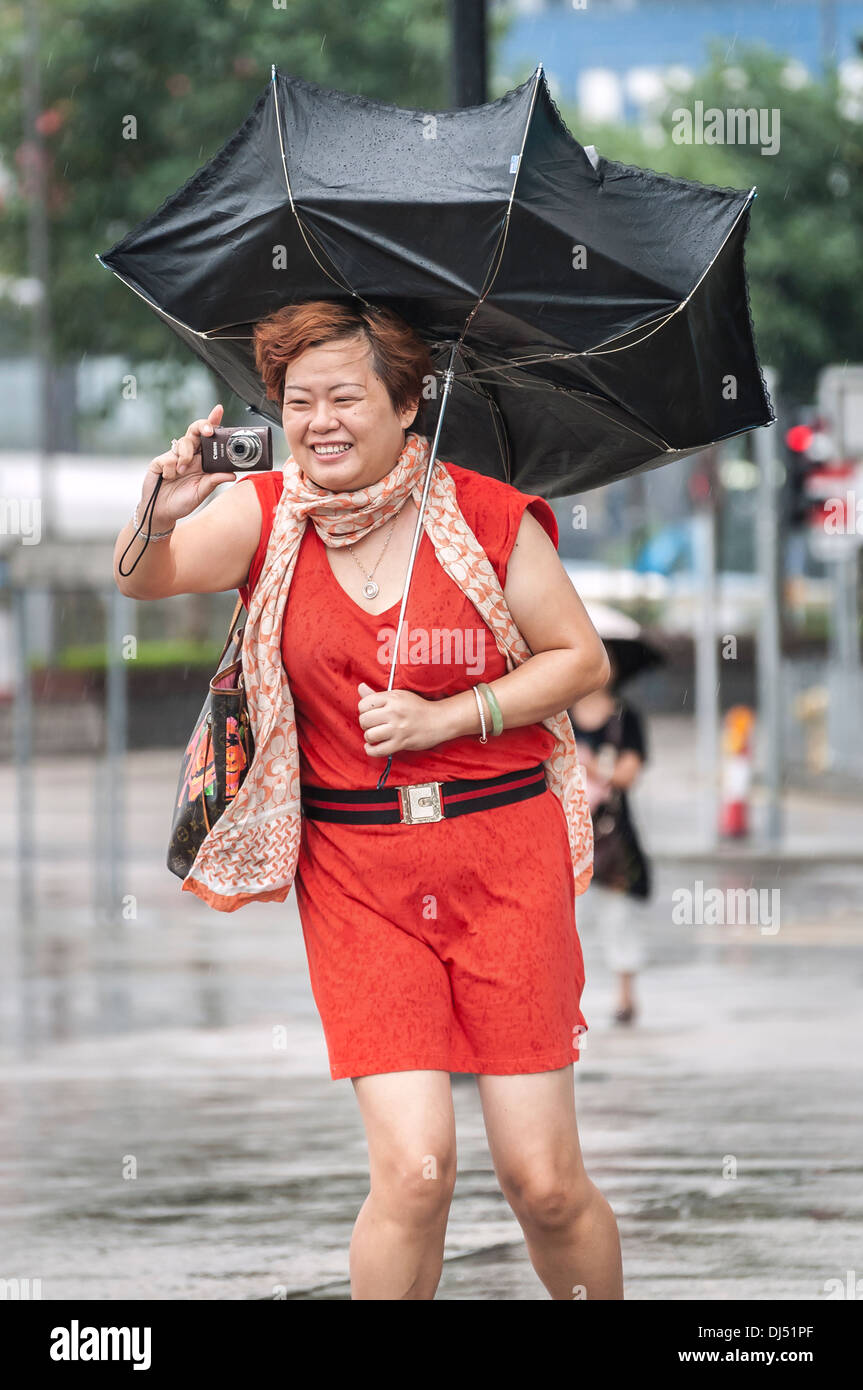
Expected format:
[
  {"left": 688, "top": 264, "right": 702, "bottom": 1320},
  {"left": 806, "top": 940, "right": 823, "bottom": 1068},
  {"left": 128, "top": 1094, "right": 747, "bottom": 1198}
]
[{"left": 346, "top": 512, "right": 401, "bottom": 599}]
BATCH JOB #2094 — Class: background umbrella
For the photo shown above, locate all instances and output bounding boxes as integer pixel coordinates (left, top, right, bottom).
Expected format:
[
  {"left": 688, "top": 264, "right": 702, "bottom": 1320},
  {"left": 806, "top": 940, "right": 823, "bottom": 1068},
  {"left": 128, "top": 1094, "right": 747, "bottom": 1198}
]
[
  {"left": 96, "top": 63, "right": 773, "bottom": 500},
  {"left": 582, "top": 601, "right": 667, "bottom": 688}
]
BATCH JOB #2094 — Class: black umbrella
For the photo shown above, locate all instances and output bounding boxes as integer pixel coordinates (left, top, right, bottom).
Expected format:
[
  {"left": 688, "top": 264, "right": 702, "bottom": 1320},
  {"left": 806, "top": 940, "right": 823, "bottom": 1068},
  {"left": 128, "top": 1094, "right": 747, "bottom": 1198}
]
[
  {"left": 98, "top": 63, "right": 772, "bottom": 787},
  {"left": 96, "top": 63, "right": 773, "bottom": 500}
]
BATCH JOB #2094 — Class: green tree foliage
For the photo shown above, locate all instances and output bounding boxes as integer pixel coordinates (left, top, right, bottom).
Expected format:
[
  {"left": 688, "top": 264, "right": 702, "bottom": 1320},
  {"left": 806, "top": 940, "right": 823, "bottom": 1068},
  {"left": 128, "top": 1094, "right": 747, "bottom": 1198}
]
[
  {"left": 559, "top": 42, "right": 863, "bottom": 406},
  {"left": 3, "top": 16, "right": 859, "bottom": 412},
  {"left": 0, "top": 0, "right": 450, "bottom": 362}
]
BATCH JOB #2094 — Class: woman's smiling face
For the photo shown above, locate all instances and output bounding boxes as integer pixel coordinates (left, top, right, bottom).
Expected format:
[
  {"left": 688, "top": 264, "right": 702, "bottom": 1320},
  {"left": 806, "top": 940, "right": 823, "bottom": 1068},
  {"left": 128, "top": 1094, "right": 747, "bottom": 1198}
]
[{"left": 281, "top": 332, "right": 418, "bottom": 492}]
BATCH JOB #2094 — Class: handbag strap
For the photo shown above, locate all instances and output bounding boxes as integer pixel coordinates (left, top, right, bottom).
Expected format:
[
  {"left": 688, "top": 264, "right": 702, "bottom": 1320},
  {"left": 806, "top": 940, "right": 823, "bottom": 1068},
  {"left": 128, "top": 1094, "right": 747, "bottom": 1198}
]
[
  {"left": 604, "top": 702, "right": 626, "bottom": 750},
  {"left": 216, "top": 595, "right": 246, "bottom": 666}
]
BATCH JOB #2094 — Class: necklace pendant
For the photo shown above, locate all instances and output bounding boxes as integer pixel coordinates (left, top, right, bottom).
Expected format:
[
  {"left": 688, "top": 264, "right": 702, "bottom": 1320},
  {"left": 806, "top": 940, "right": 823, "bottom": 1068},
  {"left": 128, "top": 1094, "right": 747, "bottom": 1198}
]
[{"left": 362, "top": 579, "right": 380, "bottom": 599}]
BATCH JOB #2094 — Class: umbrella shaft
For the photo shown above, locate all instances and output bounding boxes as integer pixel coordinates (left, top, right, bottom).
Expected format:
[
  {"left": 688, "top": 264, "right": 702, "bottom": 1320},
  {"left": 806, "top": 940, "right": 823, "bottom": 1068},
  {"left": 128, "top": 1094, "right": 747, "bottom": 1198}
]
[
  {"left": 375, "top": 344, "right": 458, "bottom": 790},
  {"left": 385, "top": 344, "right": 458, "bottom": 693}
]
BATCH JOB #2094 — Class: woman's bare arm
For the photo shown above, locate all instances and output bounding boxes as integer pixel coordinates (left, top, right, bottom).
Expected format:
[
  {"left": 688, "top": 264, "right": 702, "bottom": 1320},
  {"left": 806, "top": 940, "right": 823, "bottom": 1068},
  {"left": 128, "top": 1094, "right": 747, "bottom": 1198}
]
[
  {"left": 113, "top": 479, "right": 263, "bottom": 599},
  {"left": 609, "top": 749, "right": 644, "bottom": 790},
  {"left": 112, "top": 403, "right": 264, "bottom": 599},
  {"left": 436, "top": 507, "right": 610, "bottom": 739}
]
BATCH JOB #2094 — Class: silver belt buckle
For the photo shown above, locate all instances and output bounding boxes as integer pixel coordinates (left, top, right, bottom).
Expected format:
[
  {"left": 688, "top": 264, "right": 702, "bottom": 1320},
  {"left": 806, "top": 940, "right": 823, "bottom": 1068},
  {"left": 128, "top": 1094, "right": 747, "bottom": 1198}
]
[{"left": 398, "top": 781, "right": 444, "bottom": 824}]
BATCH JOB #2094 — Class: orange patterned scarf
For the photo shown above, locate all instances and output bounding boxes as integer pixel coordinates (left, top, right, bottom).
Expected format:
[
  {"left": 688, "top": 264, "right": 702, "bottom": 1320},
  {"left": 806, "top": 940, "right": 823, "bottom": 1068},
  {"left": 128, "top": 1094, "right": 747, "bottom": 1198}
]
[{"left": 182, "top": 430, "right": 594, "bottom": 912}]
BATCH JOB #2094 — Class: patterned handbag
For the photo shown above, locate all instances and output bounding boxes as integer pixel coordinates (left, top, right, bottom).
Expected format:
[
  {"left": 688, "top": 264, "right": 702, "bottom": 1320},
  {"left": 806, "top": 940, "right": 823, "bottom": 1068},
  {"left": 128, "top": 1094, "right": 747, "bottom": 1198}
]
[{"left": 167, "top": 596, "right": 254, "bottom": 880}]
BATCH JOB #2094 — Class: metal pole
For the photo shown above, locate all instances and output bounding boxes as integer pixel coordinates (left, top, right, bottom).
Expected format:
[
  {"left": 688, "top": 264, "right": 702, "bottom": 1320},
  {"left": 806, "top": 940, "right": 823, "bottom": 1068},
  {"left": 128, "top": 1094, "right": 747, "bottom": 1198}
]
[
  {"left": 823, "top": 376, "right": 862, "bottom": 776},
  {"left": 21, "top": 0, "right": 55, "bottom": 539},
  {"left": 451, "top": 0, "right": 488, "bottom": 107},
  {"left": 835, "top": 555, "right": 859, "bottom": 669},
  {"left": 90, "top": 586, "right": 133, "bottom": 1031},
  {"left": 693, "top": 454, "right": 720, "bottom": 847},
  {"left": 830, "top": 550, "right": 859, "bottom": 776},
  {"left": 833, "top": 376, "right": 861, "bottom": 673},
  {"left": 13, "top": 588, "right": 36, "bottom": 925},
  {"left": 376, "top": 344, "right": 459, "bottom": 789},
  {"left": 98, "top": 586, "right": 131, "bottom": 919},
  {"left": 754, "top": 368, "right": 783, "bottom": 845}
]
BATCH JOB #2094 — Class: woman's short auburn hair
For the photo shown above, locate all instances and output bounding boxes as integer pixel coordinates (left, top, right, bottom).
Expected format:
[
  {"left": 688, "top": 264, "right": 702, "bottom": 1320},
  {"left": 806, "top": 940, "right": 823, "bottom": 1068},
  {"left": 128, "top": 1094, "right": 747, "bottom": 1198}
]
[{"left": 253, "top": 299, "right": 436, "bottom": 426}]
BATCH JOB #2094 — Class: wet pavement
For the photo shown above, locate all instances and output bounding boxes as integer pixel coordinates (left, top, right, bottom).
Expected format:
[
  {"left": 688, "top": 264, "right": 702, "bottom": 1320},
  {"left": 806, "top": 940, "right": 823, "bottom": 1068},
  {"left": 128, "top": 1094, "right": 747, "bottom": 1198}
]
[{"left": 1, "top": 716, "right": 861, "bottom": 1300}]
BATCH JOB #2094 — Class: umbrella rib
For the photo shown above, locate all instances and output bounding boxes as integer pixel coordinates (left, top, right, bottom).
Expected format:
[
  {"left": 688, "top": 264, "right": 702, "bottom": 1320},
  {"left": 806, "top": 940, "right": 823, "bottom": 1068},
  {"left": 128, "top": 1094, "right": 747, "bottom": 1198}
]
[
  {"left": 532, "top": 390, "right": 673, "bottom": 451},
  {"left": 453, "top": 356, "right": 674, "bottom": 450},
  {"left": 574, "top": 185, "right": 756, "bottom": 355},
  {"left": 459, "top": 348, "right": 514, "bottom": 482},
  {"left": 425, "top": 344, "right": 513, "bottom": 481},
  {"left": 456, "top": 64, "right": 545, "bottom": 350},
  {"left": 485, "top": 393, "right": 513, "bottom": 484},
  {"left": 482, "top": 186, "right": 759, "bottom": 364},
  {"left": 452, "top": 304, "right": 689, "bottom": 368},
  {"left": 673, "top": 185, "right": 757, "bottom": 314},
  {"left": 439, "top": 353, "right": 672, "bottom": 453},
  {"left": 269, "top": 65, "right": 369, "bottom": 303},
  {"left": 93, "top": 258, "right": 219, "bottom": 338},
  {"left": 507, "top": 308, "right": 683, "bottom": 363},
  {"left": 570, "top": 306, "right": 692, "bottom": 357},
  {"left": 581, "top": 186, "right": 755, "bottom": 353},
  {"left": 97, "top": 256, "right": 289, "bottom": 341}
]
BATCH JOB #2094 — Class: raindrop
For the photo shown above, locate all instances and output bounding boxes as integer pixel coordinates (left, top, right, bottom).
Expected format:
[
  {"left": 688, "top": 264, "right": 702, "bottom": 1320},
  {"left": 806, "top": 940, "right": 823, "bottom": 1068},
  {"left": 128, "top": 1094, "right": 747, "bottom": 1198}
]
[{"left": 827, "top": 166, "right": 850, "bottom": 197}]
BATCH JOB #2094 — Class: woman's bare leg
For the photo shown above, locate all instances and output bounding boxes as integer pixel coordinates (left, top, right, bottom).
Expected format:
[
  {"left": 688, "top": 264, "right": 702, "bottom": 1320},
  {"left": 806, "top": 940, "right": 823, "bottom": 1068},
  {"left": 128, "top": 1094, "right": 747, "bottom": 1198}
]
[
  {"left": 477, "top": 1065, "right": 623, "bottom": 1299},
  {"left": 617, "top": 970, "right": 636, "bottom": 1015},
  {"left": 349, "top": 1069, "right": 457, "bottom": 1300}
]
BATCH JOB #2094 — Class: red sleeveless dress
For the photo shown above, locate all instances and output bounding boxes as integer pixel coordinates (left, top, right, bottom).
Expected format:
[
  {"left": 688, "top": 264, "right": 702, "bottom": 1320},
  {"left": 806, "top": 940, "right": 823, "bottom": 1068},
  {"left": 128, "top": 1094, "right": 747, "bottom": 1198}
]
[{"left": 238, "top": 460, "right": 588, "bottom": 1080}]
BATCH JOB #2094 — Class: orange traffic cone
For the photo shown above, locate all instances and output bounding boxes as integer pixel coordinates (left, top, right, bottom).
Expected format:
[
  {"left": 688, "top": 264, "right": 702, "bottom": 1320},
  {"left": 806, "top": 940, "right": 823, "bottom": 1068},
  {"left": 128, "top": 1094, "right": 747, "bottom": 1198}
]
[{"left": 719, "top": 706, "right": 754, "bottom": 838}]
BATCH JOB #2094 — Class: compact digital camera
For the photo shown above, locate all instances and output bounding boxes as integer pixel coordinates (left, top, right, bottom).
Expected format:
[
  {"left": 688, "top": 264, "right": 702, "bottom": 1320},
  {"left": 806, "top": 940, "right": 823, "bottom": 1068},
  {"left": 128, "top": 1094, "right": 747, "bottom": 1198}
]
[{"left": 200, "top": 425, "right": 272, "bottom": 473}]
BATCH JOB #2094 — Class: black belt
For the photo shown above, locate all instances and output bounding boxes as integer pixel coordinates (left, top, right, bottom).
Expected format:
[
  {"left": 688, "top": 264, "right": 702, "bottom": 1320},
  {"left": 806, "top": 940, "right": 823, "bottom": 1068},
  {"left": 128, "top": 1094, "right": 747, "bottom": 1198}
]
[{"left": 301, "top": 763, "right": 548, "bottom": 825}]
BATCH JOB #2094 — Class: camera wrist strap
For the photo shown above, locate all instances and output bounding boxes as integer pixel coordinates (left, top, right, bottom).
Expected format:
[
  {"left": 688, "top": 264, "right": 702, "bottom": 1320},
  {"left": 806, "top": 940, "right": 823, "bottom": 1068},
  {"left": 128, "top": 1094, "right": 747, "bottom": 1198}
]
[{"left": 118, "top": 472, "right": 165, "bottom": 578}]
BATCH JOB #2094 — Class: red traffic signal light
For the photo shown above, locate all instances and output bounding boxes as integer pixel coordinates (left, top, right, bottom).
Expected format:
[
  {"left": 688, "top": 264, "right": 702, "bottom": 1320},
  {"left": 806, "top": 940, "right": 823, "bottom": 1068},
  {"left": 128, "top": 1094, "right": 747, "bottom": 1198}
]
[{"left": 785, "top": 424, "right": 814, "bottom": 453}]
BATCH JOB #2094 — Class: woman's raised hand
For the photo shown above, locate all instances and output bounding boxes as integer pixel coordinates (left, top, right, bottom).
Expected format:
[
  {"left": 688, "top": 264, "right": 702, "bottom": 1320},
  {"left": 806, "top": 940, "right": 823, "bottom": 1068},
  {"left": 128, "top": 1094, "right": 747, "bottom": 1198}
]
[{"left": 138, "top": 403, "right": 237, "bottom": 530}]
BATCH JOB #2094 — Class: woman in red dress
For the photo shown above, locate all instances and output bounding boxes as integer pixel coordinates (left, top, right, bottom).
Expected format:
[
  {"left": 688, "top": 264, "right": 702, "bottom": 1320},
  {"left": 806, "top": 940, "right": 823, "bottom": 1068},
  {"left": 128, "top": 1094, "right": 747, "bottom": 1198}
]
[{"left": 113, "top": 300, "right": 624, "bottom": 1301}]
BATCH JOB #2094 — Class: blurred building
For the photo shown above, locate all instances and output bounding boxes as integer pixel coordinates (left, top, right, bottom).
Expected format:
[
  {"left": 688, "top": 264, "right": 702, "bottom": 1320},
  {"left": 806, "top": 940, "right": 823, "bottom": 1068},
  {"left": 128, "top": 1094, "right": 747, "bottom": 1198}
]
[{"left": 495, "top": 0, "right": 863, "bottom": 118}]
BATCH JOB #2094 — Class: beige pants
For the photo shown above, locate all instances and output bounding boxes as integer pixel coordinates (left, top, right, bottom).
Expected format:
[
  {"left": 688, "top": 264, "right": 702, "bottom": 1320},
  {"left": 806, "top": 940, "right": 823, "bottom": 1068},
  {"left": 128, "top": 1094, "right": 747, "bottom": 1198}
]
[{"left": 575, "top": 882, "right": 651, "bottom": 974}]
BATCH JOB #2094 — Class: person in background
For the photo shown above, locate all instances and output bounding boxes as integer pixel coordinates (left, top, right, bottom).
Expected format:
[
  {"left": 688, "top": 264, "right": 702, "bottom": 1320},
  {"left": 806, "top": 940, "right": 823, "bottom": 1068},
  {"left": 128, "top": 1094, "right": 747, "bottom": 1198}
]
[{"left": 569, "top": 653, "right": 652, "bottom": 1025}]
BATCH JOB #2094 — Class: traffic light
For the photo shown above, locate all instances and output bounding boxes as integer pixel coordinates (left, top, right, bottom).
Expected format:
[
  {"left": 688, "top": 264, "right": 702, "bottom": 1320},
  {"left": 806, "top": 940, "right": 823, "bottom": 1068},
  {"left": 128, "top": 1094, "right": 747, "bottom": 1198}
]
[{"left": 784, "top": 413, "right": 836, "bottom": 528}]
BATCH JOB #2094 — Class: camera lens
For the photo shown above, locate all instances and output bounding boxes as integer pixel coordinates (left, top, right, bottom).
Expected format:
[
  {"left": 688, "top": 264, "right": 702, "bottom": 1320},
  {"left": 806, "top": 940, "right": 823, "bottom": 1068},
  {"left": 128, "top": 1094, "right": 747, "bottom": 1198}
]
[{"left": 226, "top": 430, "right": 262, "bottom": 468}]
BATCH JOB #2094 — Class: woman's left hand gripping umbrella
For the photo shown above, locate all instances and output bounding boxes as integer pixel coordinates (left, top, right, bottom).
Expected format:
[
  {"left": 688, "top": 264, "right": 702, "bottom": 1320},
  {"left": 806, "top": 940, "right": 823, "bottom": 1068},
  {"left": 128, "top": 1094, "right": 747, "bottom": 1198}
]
[{"left": 357, "top": 681, "right": 453, "bottom": 757}]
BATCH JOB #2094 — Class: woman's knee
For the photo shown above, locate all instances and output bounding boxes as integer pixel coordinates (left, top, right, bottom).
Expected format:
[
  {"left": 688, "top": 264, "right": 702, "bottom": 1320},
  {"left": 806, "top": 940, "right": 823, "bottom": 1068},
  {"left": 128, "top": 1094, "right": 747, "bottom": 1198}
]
[
  {"left": 500, "top": 1164, "right": 595, "bottom": 1231},
  {"left": 370, "top": 1144, "right": 457, "bottom": 1224}
]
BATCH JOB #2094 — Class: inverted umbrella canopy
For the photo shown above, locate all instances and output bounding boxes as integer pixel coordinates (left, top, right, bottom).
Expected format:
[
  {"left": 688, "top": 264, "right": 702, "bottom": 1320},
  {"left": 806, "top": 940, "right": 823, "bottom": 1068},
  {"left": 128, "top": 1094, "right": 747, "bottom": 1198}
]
[{"left": 96, "top": 63, "right": 773, "bottom": 498}]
